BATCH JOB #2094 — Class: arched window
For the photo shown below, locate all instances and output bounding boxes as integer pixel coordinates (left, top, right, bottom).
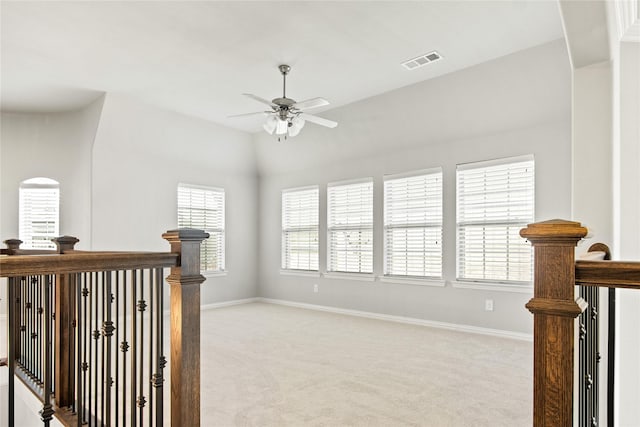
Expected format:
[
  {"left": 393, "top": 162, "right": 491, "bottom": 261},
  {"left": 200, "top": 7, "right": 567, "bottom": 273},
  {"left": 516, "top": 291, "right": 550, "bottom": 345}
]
[{"left": 19, "top": 177, "right": 60, "bottom": 249}]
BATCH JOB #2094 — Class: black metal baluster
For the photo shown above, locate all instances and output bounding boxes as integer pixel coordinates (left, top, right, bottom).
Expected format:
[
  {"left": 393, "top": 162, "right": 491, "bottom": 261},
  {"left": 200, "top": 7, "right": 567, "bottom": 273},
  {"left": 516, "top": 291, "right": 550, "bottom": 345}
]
[
  {"left": 138, "top": 269, "right": 146, "bottom": 427},
  {"left": 40, "top": 275, "right": 54, "bottom": 426},
  {"left": 93, "top": 272, "right": 100, "bottom": 425},
  {"left": 17, "top": 277, "right": 23, "bottom": 385},
  {"left": 33, "top": 275, "right": 37, "bottom": 382},
  {"left": 76, "top": 273, "right": 84, "bottom": 427},
  {"left": 115, "top": 271, "right": 120, "bottom": 427},
  {"left": 52, "top": 276, "right": 56, "bottom": 400},
  {"left": 87, "top": 272, "right": 94, "bottom": 426},
  {"left": 36, "top": 275, "right": 42, "bottom": 384},
  {"left": 131, "top": 269, "right": 137, "bottom": 427},
  {"left": 148, "top": 269, "right": 154, "bottom": 425},
  {"left": 29, "top": 276, "right": 34, "bottom": 380},
  {"left": 607, "top": 288, "right": 616, "bottom": 427},
  {"left": 8, "top": 277, "right": 17, "bottom": 427},
  {"left": 101, "top": 271, "right": 106, "bottom": 425},
  {"left": 588, "top": 285, "right": 593, "bottom": 427},
  {"left": 28, "top": 276, "right": 33, "bottom": 380},
  {"left": 82, "top": 273, "right": 89, "bottom": 424},
  {"left": 122, "top": 270, "right": 129, "bottom": 427},
  {"left": 592, "top": 287, "right": 596, "bottom": 425},
  {"left": 103, "top": 271, "right": 114, "bottom": 426},
  {"left": 20, "top": 277, "right": 24, "bottom": 376},
  {"left": 153, "top": 267, "right": 165, "bottom": 426},
  {"left": 40, "top": 275, "right": 44, "bottom": 384},
  {"left": 23, "top": 276, "right": 28, "bottom": 378},
  {"left": 30, "top": 276, "right": 34, "bottom": 381},
  {"left": 579, "top": 285, "right": 585, "bottom": 427},
  {"left": 70, "top": 274, "right": 76, "bottom": 415}
]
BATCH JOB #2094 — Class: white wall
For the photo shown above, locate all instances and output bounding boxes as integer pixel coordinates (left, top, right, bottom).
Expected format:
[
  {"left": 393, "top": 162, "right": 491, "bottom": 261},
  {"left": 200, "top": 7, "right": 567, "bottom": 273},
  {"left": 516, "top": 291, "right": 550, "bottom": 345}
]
[
  {"left": 91, "top": 94, "right": 259, "bottom": 303},
  {"left": 571, "top": 62, "right": 614, "bottom": 246},
  {"left": 256, "top": 41, "right": 572, "bottom": 334},
  {"left": 0, "top": 99, "right": 104, "bottom": 318},
  {"left": 0, "top": 98, "right": 104, "bottom": 249},
  {"left": 615, "top": 41, "right": 640, "bottom": 427}
]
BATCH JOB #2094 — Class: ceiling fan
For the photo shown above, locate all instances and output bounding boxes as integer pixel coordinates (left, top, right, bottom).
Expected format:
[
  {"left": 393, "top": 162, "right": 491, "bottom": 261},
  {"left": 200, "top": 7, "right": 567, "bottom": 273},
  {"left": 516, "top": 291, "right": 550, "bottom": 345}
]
[{"left": 230, "top": 64, "right": 338, "bottom": 141}]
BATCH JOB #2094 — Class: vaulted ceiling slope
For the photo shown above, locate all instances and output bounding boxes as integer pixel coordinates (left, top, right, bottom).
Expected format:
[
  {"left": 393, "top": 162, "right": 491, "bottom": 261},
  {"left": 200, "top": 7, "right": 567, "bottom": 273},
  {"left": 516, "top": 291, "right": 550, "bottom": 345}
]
[{"left": 1, "top": 1, "right": 564, "bottom": 132}]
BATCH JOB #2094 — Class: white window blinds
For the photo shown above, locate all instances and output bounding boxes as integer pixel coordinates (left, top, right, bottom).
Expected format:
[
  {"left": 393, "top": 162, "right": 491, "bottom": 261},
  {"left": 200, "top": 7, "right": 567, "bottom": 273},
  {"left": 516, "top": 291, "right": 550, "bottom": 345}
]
[
  {"left": 327, "top": 179, "right": 373, "bottom": 274},
  {"left": 281, "top": 186, "right": 319, "bottom": 271},
  {"left": 177, "top": 184, "right": 225, "bottom": 272},
  {"left": 456, "top": 156, "right": 534, "bottom": 283},
  {"left": 384, "top": 170, "right": 442, "bottom": 278},
  {"left": 19, "top": 177, "right": 60, "bottom": 250}
]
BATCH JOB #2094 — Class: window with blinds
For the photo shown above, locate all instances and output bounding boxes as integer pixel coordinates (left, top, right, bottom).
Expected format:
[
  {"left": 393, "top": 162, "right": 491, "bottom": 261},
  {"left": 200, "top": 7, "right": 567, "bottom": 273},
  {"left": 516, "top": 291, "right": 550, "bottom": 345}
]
[
  {"left": 177, "top": 184, "right": 225, "bottom": 272},
  {"left": 384, "top": 170, "right": 442, "bottom": 278},
  {"left": 19, "top": 177, "right": 60, "bottom": 250},
  {"left": 281, "top": 186, "right": 319, "bottom": 271},
  {"left": 456, "top": 156, "right": 534, "bottom": 283},
  {"left": 327, "top": 179, "right": 373, "bottom": 274}
]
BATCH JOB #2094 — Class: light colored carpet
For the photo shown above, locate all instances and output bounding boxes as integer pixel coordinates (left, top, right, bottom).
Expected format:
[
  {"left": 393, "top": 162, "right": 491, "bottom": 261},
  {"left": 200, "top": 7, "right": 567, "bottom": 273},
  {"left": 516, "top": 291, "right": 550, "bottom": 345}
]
[{"left": 199, "top": 302, "right": 532, "bottom": 427}]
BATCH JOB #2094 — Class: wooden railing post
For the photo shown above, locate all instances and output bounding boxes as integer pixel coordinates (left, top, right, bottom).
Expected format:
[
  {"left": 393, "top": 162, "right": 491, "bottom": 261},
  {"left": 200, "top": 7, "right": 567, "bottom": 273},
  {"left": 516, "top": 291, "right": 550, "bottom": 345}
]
[
  {"left": 52, "top": 236, "right": 79, "bottom": 408},
  {"left": 163, "top": 228, "right": 209, "bottom": 427},
  {"left": 520, "top": 219, "right": 588, "bottom": 426}
]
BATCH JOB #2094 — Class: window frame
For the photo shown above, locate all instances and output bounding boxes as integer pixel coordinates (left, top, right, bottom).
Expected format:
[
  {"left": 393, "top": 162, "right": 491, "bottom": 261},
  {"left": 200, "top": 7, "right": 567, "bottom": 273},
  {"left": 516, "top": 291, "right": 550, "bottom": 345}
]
[
  {"left": 383, "top": 168, "right": 443, "bottom": 279},
  {"left": 455, "top": 155, "right": 535, "bottom": 285},
  {"left": 177, "top": 183, "right": 225, "bottom": 274},
  {"left": 281, "top": 185, "right": 320, "bottom": 272},
  {"left": 19, "top": 177, "right": 60, "bottom": 250},
  {"left": 326, "top": 178, "right": 374, "bottom": 275}
]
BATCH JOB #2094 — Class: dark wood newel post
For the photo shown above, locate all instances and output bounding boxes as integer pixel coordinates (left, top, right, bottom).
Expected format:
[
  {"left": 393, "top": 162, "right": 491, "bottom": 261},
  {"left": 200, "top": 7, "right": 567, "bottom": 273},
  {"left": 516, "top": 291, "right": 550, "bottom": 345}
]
[
  {"left": 52, "top": 236, "right": 79, "bottom": 408},
  {"left": 520, "top": 219, "right": 588, "bottom": 426},
  {"left": 163, "top": 228, "right": 209, "bottom": 427}
]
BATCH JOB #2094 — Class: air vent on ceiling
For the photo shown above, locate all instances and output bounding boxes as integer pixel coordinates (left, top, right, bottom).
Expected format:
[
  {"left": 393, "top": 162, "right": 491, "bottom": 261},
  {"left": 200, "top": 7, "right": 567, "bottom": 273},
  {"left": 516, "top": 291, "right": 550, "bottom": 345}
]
[{"left": 401, "top": 51, "right": 442, "bottom": 70}]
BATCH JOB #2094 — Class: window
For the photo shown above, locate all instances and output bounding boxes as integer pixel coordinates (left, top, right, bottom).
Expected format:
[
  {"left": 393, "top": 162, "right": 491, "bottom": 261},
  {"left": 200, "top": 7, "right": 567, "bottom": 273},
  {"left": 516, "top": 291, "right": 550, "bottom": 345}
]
[
  {"left": 327, "top": 179, "right": 373, "bottom": 274},
  {"left": 281, "top": 186, "right": 319, "bottom": 271},
  {"left": 456, "top": 156, "right": 534, "bottom": 283},
  {"left": 177, "top": 184, "right": 225, "bottom": 272},
  {"left": 19, "top": 177, "right": 60, "bottom": 250},
  {"left": 384, "top": 169, "right": 442, "bottom": 278}
]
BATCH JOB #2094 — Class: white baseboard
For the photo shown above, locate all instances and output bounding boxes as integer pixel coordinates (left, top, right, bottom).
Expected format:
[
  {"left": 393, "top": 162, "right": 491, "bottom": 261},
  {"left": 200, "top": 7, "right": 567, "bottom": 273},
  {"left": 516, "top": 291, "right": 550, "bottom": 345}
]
[
  {"left": 201, "top": 297, "right": 260, "bottom": 311},
  {"left": 258, "top": 297, "right": 533, "bottom": 342}
]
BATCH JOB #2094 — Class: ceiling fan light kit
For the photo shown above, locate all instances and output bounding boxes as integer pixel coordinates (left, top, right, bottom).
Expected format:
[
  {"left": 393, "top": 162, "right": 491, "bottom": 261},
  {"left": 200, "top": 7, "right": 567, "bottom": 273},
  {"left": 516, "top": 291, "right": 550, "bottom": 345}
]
[{"left": 231, "top": 64, "right": 338, "bottom": 142}]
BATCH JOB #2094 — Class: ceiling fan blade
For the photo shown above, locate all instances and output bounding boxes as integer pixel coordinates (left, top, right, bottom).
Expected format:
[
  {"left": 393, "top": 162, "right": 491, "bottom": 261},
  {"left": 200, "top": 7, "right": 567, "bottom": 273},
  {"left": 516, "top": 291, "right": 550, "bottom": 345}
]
[
  {"left": 292, "top": 97, "right": 330, "bottom": 111},
  {"left": 299, "top": 113, "right": 338, "bottom": 128},
  {"left": 228, "top": 111, "right": 270, "bottom": 118},
  {"left": 243, "top": 93, "right": 276, "bottom": 108}
]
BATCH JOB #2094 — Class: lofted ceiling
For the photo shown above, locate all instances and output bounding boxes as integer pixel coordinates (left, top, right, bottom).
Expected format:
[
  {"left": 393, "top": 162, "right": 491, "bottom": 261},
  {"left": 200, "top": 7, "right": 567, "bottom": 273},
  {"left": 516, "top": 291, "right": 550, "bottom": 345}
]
[{"left": 0, "top": 1, "right": 564, "bottom": 133}]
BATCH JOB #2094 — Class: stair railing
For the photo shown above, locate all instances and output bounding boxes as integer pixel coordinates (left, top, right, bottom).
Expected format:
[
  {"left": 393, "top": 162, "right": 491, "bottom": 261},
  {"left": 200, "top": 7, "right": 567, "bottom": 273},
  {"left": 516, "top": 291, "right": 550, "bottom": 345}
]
[{"left": 0, "top": 228, "right": 209, "bottom": 427}]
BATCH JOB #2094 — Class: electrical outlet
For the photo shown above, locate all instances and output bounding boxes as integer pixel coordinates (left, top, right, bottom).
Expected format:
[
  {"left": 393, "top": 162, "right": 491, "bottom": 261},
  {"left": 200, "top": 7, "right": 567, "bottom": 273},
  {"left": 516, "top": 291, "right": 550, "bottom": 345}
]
[
  {"left": 485, "top": 299, "right": 494, "bottom": 311},
  {"left": 313, "top": 284, "right": 319, "bottom": 293}
]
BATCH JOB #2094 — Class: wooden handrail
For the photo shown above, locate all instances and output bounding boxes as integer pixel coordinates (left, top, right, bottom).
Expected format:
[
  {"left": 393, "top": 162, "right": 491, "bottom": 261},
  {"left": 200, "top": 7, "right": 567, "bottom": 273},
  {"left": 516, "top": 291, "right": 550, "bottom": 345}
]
[
  {"left": 0, "top": 252, "right": 179, "bottom": 276},
  {"left": 576, "top": 260, "right": 640, "bottom": 288}
]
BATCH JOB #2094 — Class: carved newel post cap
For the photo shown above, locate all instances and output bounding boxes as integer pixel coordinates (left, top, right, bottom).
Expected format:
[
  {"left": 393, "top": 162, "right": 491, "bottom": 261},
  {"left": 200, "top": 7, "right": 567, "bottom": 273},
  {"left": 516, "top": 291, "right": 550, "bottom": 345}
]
[
  {"left": 162, "top": 228, "right": 210, "bottom": 243},
  {"left": 53, "top": 236, "right": 80, "bottom": 253},
  {"left": 520, "top": 219, "right": 588, "bottom": 243},
  {"left": 3, "top": 239, "right": 23, "bottom": 250},
  {"left": 53, "top": 236, "right": 80, "bottom": 245}
]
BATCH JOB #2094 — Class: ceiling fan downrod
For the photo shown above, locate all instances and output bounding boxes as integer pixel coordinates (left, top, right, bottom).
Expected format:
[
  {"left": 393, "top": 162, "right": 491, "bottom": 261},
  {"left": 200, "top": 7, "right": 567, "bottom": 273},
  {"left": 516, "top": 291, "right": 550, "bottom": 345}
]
[{"left": 279, "top": 64, "right": 291, "bottom": 98}]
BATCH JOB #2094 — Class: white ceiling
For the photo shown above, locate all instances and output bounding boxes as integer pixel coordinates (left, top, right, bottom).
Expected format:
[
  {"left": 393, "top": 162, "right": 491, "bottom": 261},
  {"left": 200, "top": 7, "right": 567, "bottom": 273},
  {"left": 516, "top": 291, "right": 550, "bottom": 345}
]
[{"left": 1, "top": 1, "right": 564, "bottom": 132}]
